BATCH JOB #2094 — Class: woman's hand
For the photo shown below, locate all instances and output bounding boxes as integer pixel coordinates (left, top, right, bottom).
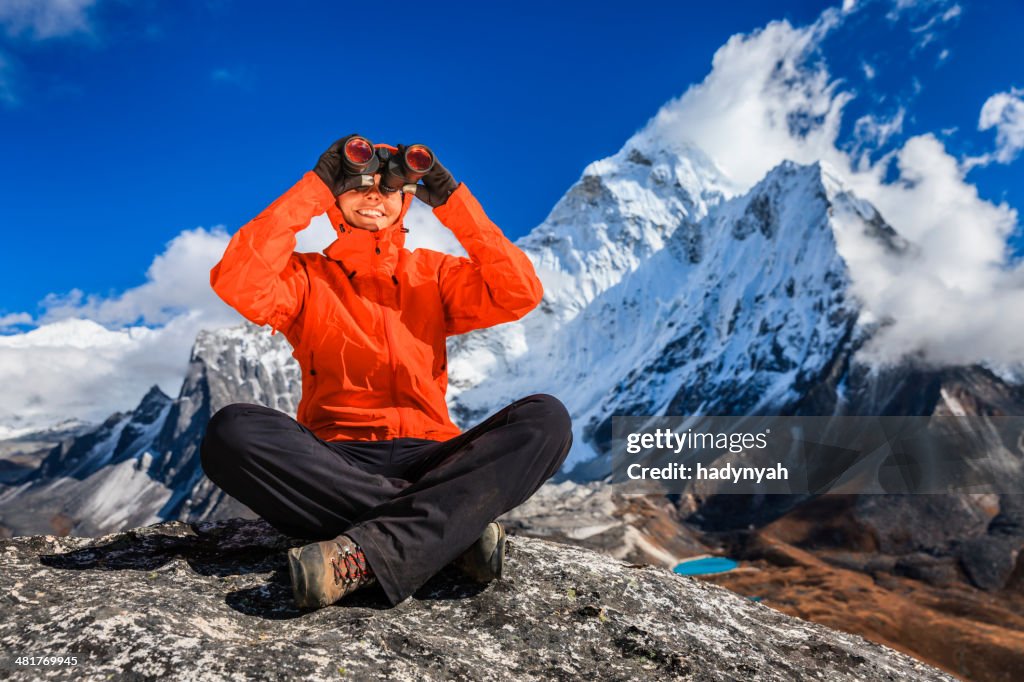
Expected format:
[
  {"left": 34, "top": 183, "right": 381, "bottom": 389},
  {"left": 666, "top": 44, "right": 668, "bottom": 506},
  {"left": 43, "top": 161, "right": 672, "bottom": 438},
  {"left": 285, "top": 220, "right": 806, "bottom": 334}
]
[
  {"left": 313, "top": 135, "right": 371, "bottom": 196},
  {"left": 400, "top": 144, "right": 459, "bottom": 208}
]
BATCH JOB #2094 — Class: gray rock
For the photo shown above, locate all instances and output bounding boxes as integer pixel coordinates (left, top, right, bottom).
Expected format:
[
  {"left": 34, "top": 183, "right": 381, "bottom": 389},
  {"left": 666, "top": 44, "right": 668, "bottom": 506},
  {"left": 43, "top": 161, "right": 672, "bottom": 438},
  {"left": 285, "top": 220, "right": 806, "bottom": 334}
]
[
  {"left": 500, "top": 480, "right": 710, "bottom": 567},
  {"left": 892, "top": 552, "right": 961, "bottom": 588},
  {"left": 958, "top": 534, "right": 1024, "bottom": 591},
  {"left": 1, "top": 519, "right": 953, "bottom": 681}
]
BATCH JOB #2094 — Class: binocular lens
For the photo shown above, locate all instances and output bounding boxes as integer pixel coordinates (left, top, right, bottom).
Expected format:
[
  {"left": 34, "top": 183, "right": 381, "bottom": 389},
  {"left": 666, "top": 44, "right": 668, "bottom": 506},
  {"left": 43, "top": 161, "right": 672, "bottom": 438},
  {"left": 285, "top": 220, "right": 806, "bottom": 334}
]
[
  {"left": 404, "top": 145, "right": 434, "bottom": 173},
  {"left": 344, "top": 137, "right": 375, "bottom": 165}
]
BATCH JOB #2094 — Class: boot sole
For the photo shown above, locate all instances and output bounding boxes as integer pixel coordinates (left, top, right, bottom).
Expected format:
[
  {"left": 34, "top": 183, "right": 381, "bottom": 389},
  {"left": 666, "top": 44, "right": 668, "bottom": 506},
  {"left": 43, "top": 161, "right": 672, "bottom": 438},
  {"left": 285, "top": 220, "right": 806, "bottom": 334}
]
[
  {"left": 490, "top": 522, "right": 507, "bottom": 580},
  {"left": 288, "top": 544, "right": 327, "bottom": 609}
]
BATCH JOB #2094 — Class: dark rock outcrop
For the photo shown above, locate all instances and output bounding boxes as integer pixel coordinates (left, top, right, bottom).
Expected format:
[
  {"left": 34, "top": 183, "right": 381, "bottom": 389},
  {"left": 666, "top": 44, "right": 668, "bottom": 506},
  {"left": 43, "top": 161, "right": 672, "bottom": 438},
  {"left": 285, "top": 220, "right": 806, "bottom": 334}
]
[{"left": 0, "top": 519, "right": 954, "bottom": 681}]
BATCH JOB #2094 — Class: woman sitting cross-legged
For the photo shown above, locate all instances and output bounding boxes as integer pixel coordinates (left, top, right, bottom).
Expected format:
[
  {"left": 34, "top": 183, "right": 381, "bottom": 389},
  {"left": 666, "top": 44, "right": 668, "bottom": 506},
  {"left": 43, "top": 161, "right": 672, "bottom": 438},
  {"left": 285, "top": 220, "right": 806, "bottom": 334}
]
[{"left": 200, "top": 135, "right": 572, "bottom": 608}]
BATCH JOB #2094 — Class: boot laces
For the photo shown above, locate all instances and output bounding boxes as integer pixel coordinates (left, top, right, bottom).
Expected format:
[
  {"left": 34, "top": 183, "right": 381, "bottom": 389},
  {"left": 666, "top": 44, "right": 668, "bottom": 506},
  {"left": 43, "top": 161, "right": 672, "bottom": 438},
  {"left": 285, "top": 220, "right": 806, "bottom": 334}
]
[{"left": 331, "top": 543, "right": 371, "bottom": 586}]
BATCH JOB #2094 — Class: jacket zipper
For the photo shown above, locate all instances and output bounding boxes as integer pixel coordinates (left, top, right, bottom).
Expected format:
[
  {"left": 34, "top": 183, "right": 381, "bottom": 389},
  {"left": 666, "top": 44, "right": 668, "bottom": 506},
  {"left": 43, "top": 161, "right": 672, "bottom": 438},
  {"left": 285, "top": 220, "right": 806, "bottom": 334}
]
[
  {"left": 300, "top": 350, "right": 317, "bottom": 425},
  {"left": 374, "top": 236, "right": 402, "bottom": 438}
]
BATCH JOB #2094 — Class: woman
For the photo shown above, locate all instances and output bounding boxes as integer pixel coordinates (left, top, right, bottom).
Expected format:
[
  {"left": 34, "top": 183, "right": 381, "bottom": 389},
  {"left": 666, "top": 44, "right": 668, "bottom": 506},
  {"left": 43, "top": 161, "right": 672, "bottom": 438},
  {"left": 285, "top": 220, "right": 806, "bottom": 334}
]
[{"left": 200, "top": 135, "right": 573, "bottom": 609}]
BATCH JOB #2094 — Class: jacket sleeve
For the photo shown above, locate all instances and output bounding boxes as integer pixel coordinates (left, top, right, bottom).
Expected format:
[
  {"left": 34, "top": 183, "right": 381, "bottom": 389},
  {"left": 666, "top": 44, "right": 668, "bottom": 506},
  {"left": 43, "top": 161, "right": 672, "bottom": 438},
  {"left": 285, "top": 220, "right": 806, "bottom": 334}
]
[
  {"left": 210, "top": 172, "right": 336, "bottom": 332},
  {"left": 434, "top": 183, "right": 544, "bottom": 335}
]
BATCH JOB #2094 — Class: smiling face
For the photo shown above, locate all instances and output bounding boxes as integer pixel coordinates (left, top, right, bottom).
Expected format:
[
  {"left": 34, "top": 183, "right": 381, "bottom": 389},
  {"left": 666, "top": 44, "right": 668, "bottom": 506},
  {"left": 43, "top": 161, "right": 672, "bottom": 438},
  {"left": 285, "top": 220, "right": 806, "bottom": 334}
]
[{"left": 336, "top": 174, "right": 404, "bottom": 231}]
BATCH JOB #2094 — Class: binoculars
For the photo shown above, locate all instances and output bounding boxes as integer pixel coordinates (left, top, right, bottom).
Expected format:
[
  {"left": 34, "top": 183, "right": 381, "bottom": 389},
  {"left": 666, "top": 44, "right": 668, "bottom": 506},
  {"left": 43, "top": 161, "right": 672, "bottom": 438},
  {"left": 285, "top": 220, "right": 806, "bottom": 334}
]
[{"left": 341, "top": 136, "right": 435, "bottom": 194}]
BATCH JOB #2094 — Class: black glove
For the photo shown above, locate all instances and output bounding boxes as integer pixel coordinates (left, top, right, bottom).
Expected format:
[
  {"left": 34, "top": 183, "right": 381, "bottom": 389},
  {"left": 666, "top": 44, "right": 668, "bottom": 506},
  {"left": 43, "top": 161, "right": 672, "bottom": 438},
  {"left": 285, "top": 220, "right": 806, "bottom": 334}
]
[
  {"left": 401, "top": 145, "right": 459, "bottom": 208},
  {"left": 313, "top": 135, "right": 373, "bottom": 196}
]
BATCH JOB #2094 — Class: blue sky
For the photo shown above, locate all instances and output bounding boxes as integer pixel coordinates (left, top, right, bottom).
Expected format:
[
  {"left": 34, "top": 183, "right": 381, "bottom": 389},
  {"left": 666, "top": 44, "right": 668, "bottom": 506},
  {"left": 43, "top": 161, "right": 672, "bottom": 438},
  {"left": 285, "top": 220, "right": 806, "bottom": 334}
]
[{"left": 0, "top": 0, "right": 1021, "bottom": 320}]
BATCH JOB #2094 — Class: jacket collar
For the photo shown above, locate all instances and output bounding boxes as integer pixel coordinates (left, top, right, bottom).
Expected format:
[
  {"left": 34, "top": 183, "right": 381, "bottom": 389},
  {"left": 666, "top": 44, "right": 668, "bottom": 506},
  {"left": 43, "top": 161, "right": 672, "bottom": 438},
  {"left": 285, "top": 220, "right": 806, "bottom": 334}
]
[{"left": 323, "top": 193, "right": 412, "bottom": 279}]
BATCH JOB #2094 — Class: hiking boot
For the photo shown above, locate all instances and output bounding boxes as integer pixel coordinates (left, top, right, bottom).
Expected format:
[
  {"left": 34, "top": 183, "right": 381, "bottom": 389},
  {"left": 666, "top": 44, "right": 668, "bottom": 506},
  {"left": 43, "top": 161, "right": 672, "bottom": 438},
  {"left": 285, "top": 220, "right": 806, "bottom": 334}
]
[
  {"left": 453, "top": 522, "right": 507, "bottom": 583},
  {"left": 287, "top": 535, "right": 376, "bottom": 609}
]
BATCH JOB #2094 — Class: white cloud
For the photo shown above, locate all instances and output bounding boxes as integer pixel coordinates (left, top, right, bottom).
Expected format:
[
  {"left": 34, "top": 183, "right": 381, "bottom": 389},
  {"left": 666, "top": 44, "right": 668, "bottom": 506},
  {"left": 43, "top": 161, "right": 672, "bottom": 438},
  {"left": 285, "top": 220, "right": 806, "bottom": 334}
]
[
  {"left": 852, "top": 107, "right": 906, "bottom": 150},
  {"left": 0, "top": 0, "right": 100, "bottom": 107},
  {"left": 833, "top": 135, "right": 1023, "bottom": 366},
  {"left": 887, "top": 0, "right": 961, "bottom": 53},
  {"left": 637, "top": 11, "right": 850, "bottom": 191},
  {"left": 0, "top": 318, "right": 178, "bottom": 429},
  {"left": 0, "top": 312, "right": 32, "bottom": 330},
  {"left": 37, "top": 227, "right": 238, "bottom": 327},
  {"left": 0, "top": 0, "right": 97, "bottom": 40},
  {"left": 887, "top": 0, "right": 955, "bottom": 21},
  {"left": 908, "top": 2, "right": 960, "bottom": 32},
  {"left": 861, "top": 61, "right": 876, "bottom": 80},
  {"left": 632, "top": 7, "right": 1024, "bottom": 369},
  {"left": 976, "top": 87, "right": 1024, "bottom": 164}
]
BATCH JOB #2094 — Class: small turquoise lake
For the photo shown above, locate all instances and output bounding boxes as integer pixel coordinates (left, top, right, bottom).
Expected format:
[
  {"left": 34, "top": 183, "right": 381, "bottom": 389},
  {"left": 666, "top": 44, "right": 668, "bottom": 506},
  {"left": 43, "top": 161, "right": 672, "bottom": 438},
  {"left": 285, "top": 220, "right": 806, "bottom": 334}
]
[{"left": 673, "top": 557, "right": 739, "bottom": 576}]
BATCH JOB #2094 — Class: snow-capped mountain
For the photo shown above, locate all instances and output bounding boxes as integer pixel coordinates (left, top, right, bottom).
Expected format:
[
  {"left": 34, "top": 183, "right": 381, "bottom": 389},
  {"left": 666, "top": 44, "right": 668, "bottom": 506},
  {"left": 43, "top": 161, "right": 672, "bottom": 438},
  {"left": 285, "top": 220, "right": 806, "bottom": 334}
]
[
  {"left": 0, "top": 418, "right": 92, "bottom": 486},
  {"left": 446, "top": 144, "right": 903, "bottom": 472},
  {"left": 0, "top": 326, "right": 299, "bottom": 536},
  {"left": 1, "top": 136, "right": 1021, "bottom": 537}
]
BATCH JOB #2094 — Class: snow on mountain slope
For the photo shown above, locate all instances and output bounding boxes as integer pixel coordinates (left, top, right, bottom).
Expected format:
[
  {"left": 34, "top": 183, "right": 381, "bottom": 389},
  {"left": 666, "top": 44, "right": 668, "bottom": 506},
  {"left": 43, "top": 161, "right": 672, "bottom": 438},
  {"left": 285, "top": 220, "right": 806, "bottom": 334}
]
[
  {"left": 445, "top": 150, "right": 897, "bottom": 469},
  {"left": 522, "top": 139, "right": 731, "bottom": 320},
  {"left": 0, "top": 419, "right": 92, "bottom": 448},
  {"left": 0, "top": 387, "right": 173, "bottom": 536},
  {"left": 445, "top": 140, "right": 732, "bottom": 428}
]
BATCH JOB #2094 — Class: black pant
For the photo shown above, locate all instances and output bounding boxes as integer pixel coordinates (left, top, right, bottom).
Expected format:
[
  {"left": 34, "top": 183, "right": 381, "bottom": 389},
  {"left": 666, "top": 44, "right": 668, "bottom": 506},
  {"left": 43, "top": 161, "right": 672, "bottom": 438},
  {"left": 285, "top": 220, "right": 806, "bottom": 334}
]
[{"left": 199, "top": 394, "right": 572, "bottom": 605}]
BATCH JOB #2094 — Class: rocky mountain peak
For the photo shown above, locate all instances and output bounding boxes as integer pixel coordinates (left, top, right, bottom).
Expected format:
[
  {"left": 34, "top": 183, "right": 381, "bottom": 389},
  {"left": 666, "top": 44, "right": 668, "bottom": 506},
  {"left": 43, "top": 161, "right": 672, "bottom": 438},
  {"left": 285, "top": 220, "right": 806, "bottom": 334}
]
[
  {"left": 188, "top": 324, "right": 301, "bottom": 417},
  {"left": 521, "top": 138, "right": 732, "bottom": 321},
  {"left": 137, "top": 385, "right": 172, "bottom": 412}
]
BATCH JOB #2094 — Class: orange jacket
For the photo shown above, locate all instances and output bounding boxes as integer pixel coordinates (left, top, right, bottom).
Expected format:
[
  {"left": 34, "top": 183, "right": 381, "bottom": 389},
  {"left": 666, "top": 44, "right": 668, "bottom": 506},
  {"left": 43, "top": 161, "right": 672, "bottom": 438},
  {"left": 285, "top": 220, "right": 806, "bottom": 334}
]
[{"left": 210, "top": 171, "right": 543, "bottom": 442}]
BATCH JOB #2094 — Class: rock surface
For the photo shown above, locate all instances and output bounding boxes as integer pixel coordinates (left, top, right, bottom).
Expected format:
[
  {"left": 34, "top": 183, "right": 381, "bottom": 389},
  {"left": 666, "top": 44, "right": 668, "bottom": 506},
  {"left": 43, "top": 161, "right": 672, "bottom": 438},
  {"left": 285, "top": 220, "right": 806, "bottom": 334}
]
[
  {"left": 503, "top": 482, "right": 1024, "bottom": 682},
  {"left": 0, "top": 519, "right": 954, "bottom": 682},
  {"left": 500, "top": 480, "right": 710, "bottom": 567}
]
